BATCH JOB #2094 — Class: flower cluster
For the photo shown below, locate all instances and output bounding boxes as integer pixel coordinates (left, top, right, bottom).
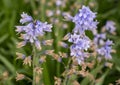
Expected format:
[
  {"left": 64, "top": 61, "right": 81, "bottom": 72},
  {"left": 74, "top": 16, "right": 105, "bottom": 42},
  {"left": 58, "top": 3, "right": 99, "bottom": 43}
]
[
  {"left": 16, "top": 12, "right": 52, "bottom": 50},
  {"left": 68, "top": 34, "right": 90, "bottom": 64},
  {"left": 93, "top": 33, "right": 113, "bottom": 60},
  {"left": 67, "top": 6, "right": 98, "bottom": 64},
  {"left": 97, "top": 40, "right": 113, "bottom": 59},
  {"left": 72, "top": 6, "right": 98, "bottom": 34},
  {"left": 68, "top": 34, "right": 90, "bottom": 51},
  {"left": 93, "top": 21, "right": 115, "bottom": 60}
]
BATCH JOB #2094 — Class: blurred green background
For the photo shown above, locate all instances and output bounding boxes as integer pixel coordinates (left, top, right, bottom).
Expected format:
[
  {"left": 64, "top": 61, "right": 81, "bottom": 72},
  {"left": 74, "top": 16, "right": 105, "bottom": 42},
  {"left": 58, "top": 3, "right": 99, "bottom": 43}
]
[{"left": 0, "top": 0, "right": 120, "bottom": 85}]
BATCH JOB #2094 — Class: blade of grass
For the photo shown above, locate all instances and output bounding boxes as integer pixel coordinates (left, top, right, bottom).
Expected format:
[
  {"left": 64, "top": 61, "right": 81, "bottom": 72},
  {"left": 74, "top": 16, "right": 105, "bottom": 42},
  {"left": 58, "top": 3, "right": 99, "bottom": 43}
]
[
  {"left": 95, "top": 70, "right": 109, "bottom": 85},
  {"left": 0, "top": 34, "right": 8, "bottom": 44},
  {"left": 0, "top": 54, "right": 16, "bottom": 74},
  {"left": 42, "top": 63, "right": 51, "bottom": 85},
  {"left": 9, "top": 10, "right": 16, "bottom": 36}
]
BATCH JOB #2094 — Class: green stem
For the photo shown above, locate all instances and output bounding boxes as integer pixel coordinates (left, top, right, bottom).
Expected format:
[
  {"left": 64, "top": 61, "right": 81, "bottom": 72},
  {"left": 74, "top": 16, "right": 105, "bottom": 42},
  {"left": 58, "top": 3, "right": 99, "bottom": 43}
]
[
  {"left": 32, "top": 45, "right": 37, "bottom": 85},
  {"left": 42, "top": 63, "right": 51, "bottom": 85},
  {"left": 63, "top": 76, "right": 68, "bottom": 85},
  {"left": 63, "top": 58, "right": 72, "bottom": 85},
  {"left": 30, "top": 0, "right": 36, "bottom": 11},
  {"left": 57, "top": 62, "right": 60, "bottom": 77},
  {"left": 39, "top": 1, "right": 51, "bottom": 85}
]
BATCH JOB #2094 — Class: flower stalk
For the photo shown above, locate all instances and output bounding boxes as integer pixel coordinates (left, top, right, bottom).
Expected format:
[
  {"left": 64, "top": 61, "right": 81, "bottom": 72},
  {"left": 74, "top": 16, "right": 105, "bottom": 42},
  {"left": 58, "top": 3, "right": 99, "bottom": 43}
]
[{"left": 33, "top": 45, "right": 37, "bottom": 85}]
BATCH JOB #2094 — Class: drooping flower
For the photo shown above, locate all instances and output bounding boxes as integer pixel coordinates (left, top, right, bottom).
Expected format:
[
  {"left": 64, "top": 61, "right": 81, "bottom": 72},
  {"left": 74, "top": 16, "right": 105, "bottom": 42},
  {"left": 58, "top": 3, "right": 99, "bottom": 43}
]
[
  {"left": 16, "top": 12, "right": 52, "bottom": 49},
  {"left": 16, "top": 52, "right": 26, "bottom": 60},
  {"left": 94, "top": 33, "right": 106, "bottom": 46},
  {"left": 72, "top": 6, "right": 98, "bottom": 34},
  {"left": 70, "top": 44, "right": 88, "bottom": 57},
  {"left": 65, "top": 5, "right": 98, "bottom": 64},
  {"left": 23, "top": 56, "right": 32, "bottom": 66},
  {"left": 68, "top": 33, "right": 81, "bottom": 44},
  {"left": 16, "top": 72, "right": 25, "bottom": 81},
  {"left": 35, "top": 21, "right": 52, "bottom": 36},
  {"left": 20, "top": 12, "right": 33, "bottom": 24},
  {"left": 97, "top": 40, "right": 113, "bottom": 59},
  {"left": 68, "top": 33, "right": 90, "bottom": 64},
  {"left": 69, "top": 34, "right": 90, "bottom": 51},
  {"left": 70, "top": 44, "right": 88, "bottom": 64},
  {"left": 105, "top": 20, "right": 116, "bottom": 33}
]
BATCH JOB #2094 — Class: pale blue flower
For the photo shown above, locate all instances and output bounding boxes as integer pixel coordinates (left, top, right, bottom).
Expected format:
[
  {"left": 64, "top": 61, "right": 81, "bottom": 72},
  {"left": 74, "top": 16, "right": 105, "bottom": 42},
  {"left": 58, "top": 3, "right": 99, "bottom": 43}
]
[
  {"left": 94, "top": 33, "right": 106, "bottom": 46},
  {"left": 72, "top": 6, "right": 98, "bottom": 34},
  {"left": 20, "top": 12, "right": 33, "bottom": 24},
  {"left": 34, "top": 20, "right": 45, "bottom": 36},
  {"left": 70, "top": 45, "right": 88, "bottom": 64},
  {"left": 97, "top": 40, "right": 113, "bottom": 59},
  {"left": 68, "top": 33, "right": 80, "bottom": 44},
  {"left": 68, "top": 33, "right": 90, "bottom": 64},
  {"left": 69, "top": 34, "right": 90, "bottom": 50},
  {"left": 105, "top": 20, "right": 116, "bottom": 33},
  {"left": 35, "top": 21, "right": 52, "bottom": 36},
  {"left": 70, "top": 44, "right": 88, "bottom": 57},
  {"left": 16, "top": 12, "right": 52, "bottom": 49},
  {"left": 40, "top": 22, "right": 52, "bottom": 32}
]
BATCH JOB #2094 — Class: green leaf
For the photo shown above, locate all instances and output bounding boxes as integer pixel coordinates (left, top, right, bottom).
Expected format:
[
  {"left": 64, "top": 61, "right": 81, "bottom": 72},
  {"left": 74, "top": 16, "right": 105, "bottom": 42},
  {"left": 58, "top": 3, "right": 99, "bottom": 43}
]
[
  {"left": 0, "top": 34, "right": 8, "bottom": 44},
  {"left": 0, "top": 54, "right": 16, "bottom": 74},
  {"left": 42, "top": 63, "right": 51, "bottom": 85},
  {"left": 95, "top": 70, "right": 109, "bottom": 85}
]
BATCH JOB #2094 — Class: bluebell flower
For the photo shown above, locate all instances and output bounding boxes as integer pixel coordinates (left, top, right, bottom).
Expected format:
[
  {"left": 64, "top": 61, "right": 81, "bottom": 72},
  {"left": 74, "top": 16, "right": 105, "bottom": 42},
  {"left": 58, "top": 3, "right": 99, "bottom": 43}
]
[
  {"left": 97, "top": 40, "right": 113, "bottom": 59},
  {"left": 105, "top": 20, "right": 116, "bottom": 33},
  {"left": 70, "top": 44, "right": 88, "bottom": 57},
  {"left": 70, "top": 44, "right": 88, "bottom": 64},
  {"left": 69, "top": 34, "right": 90, "bottom": 51},
  {"left": 68, "top": 33, "right": 90, "bottom": 64},
  {"left": 94, "top": 33, "right": 106, "bottom": 46},
  {"left": 16, "top": 12, "right": 52, "bottom": 49},
  {"left": 39, "top": 22, "right": 52, "bottom": 32},
  {"left": 16, "top": 52, "right": 26, "bottom": 60},
  {"left": 34, "top": 20, "right": 45, "bottom": 36},
  {"left": 20, "top": 12, "right": 33, "bottom": 24},
  {"left": 72, "top": 6, "right": 98, "bottom": 34},
  {"left": 68, "top": 33, "right": 80, "bottom": 44},
  {"left": 35, "top": 21, "right": 52, "bottom": 36},
  {"left": 65, "top": 6, "right": 100, "bottom": 64},
  {"left": 76, "top": 53, "right": 88, "bottom": 64},
  {"left": 105, "top": 39, "right": 113, "bottom": 46}
]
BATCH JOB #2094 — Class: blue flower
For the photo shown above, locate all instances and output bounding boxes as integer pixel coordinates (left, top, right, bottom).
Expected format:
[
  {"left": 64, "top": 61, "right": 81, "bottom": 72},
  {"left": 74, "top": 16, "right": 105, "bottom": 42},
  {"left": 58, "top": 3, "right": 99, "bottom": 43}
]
[
  {"left": 70, "top": 44, "right": 88, "bottom": 64},
  {"left": 72, "top": 6, "right": 98, "bottom": 34},
  {"left": 68, "top": 33, "right": 80, "bottom": 44},
  {"left": 105, "top": 20, "right": 116, "bottom": 33},
  {"left": 69, "top": 34, "right": 90, "bottom": 51},
  {"left": 68, "top": 33, "right": 90, "bottom": 64},
  {"left": 94, "top": 33, "right": 106, "bottom": 46},
  {"left": 97, "top": 40, "right": 113, "bottom": 59},
  {"left": 70, "top": 44, "right": 88, "bottom": 57},
  {"left": 16, "top": 12, "right": 52, "bottom": 49},
  {"left": 20, "top": 12, "right": 33, "bottom": 24}
]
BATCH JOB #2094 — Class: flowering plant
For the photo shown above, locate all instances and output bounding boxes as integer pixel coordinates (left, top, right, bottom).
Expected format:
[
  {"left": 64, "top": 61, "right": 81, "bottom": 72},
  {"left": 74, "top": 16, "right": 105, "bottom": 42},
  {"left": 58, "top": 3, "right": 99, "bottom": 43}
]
[{"left": 15, "top": 3, "right": 116, "bottom": 85}]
